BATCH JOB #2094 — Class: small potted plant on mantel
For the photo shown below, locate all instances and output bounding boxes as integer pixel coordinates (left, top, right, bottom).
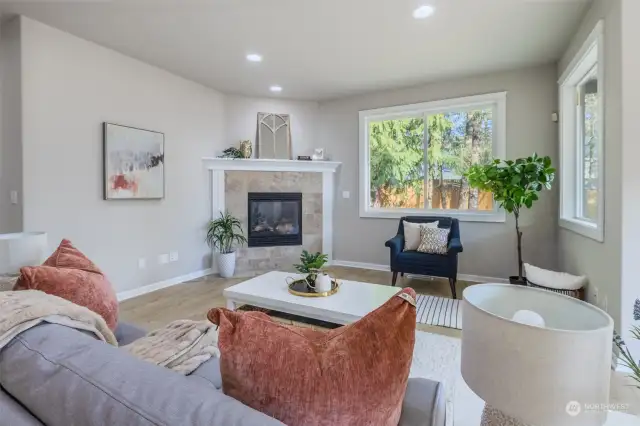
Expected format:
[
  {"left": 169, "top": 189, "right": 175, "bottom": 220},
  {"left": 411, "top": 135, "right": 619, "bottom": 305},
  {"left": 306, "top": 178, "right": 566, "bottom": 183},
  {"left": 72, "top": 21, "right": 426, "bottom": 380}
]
[
  {"left": 466, "top": 153, "right": 555, "bottom": 285},
  {"left": 206, "top": 212, "right": 247, "bottom": 278}
]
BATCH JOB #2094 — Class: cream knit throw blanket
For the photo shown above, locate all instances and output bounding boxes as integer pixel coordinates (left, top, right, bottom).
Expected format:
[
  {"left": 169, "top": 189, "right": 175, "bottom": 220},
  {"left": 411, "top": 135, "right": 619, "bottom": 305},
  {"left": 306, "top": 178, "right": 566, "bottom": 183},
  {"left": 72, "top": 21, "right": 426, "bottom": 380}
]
[
  {"left": 0, "top": 291, "right": 218, "bottom": 375},
  {"left": 122, "top": 320, "right": 220, "bottom": 375},
  {"left": 0, "top": 290, "right": 117, "bottom": 350}
]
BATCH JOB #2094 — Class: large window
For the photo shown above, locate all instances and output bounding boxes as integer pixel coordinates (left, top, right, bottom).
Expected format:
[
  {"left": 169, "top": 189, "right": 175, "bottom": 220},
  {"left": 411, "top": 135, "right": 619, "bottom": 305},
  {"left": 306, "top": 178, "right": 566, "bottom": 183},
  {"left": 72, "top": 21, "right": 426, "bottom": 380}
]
[
  {"left": 359, "top": 92, "right": 506, "bottom": 221},
  {"left": 559, "top": 21, "right": 604, "bottom": 241}
]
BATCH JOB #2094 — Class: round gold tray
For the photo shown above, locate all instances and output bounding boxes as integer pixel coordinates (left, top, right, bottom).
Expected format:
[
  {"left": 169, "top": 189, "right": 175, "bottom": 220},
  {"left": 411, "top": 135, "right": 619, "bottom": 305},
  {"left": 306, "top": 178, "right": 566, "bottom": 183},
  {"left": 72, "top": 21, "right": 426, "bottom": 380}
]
[{"left": 287, "top": 278, "right": 340, "bottom": 297}]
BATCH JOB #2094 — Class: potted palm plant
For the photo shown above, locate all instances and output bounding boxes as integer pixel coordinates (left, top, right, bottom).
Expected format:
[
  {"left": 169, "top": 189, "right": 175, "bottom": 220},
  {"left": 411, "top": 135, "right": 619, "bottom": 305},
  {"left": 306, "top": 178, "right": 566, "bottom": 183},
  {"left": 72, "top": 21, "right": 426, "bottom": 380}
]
[
  {"left": 206, "top": 212, "right": 247, "bottom": 278},
  {"left": 465, "top": 153, "right": 555, "bottom": 284}
]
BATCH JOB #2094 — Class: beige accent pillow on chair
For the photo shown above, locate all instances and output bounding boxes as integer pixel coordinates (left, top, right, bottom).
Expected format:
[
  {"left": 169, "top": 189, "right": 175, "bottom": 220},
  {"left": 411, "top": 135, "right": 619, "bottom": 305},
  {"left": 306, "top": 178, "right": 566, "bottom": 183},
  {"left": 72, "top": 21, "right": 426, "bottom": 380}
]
[
  {"left": 403, "top": 221, "right": 439, "bottom": 251},
  {"left": 417, "top": 227, "right": 450, "bottom": 255}
]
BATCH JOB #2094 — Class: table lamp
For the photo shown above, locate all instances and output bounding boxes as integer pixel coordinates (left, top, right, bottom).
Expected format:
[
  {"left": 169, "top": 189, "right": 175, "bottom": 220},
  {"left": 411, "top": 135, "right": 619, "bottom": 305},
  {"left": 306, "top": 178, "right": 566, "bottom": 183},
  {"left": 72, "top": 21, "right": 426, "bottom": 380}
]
[
  {"left": 462, "top": 284, "right": 614, "bottom": 426},
  {"left": 0, "top": 232, "right": 48, "bottom": 276}
]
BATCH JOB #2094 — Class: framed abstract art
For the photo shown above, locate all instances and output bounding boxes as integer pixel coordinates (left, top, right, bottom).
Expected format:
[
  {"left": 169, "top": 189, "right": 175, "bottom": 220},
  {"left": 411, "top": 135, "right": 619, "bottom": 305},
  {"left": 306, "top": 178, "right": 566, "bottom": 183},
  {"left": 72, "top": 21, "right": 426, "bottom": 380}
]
[{"left": 103, "top": 122, "right": 165, "bottom": 200}]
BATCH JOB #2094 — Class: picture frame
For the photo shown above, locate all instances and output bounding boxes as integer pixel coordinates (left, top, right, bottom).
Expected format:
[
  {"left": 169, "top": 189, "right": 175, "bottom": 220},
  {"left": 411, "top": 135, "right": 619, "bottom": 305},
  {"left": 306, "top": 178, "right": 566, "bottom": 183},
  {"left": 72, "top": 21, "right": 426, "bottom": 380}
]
[
  {"left": 312, "top": 148, "right": 325, "bottom": 161},
  {"left": 103, "top": 122, "right": 165, "bottom": 200}
]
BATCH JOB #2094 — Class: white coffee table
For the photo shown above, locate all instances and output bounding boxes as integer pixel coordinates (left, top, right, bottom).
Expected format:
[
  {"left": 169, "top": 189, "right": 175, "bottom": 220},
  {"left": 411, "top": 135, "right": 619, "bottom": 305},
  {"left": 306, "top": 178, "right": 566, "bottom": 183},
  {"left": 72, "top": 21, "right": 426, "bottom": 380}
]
[{"left": 223, "top": 271, "right": 400, "bottom": 325}]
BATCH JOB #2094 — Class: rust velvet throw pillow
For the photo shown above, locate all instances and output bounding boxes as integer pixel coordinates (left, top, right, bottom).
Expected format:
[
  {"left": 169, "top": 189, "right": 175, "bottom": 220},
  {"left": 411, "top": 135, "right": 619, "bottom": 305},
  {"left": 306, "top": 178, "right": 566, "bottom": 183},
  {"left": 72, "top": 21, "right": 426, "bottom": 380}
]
[
  {"left": 207, "top": 287, "right": 417, "bottom": 426},
  {"left": 14, "top": 239, "right": 119, "bottom": 330}
]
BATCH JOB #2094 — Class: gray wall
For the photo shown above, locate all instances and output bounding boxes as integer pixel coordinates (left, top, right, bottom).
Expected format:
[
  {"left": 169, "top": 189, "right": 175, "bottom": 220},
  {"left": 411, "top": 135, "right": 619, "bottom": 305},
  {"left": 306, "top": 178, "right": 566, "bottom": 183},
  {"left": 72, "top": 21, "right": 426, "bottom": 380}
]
[
  {"left": 319, "top": 64, "right": 559, "bottom": 279},
  {"left": 557, "top": 0, "right": 623, "bottom": 328},
  {"left": 0, "top": 17, "right": 23, "bottom": 233},
  {"left": 1, "top": 15, "right": 569, "bottom": 292},
  {"left": 223, "top": 94, "right": 320, "bottom": 159},
  {"left": 18, "top": 16, "right": 225, "bottom": 293},
  {"left": 621, "top": 0, "right": 640, "bottom": 350}
]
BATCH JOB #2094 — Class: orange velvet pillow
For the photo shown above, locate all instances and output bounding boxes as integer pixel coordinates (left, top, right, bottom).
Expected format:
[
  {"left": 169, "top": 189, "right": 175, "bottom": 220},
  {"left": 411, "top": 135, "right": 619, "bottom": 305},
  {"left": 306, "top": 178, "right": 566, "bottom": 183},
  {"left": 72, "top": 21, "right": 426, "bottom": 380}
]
[
  {"left": 207, "top": 287, "right": 417, "bottom": 426},
  {"left": 14, "top": 239, "right": 119, "bottom": 330}
]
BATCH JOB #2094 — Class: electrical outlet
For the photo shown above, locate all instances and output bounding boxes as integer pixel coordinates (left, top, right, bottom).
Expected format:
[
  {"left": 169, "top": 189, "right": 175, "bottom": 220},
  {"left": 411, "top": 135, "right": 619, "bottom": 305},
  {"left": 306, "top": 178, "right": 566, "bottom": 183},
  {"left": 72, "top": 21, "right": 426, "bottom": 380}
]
[
  {"left": 169, "top": 251, "right": 179, "bottom": 262},
  {"left": 592, "top": 287, "right": 599, "bottom": 305},
  {"left": 603, "top": 296, "right": 608, "bottom": 313},
  {"left": 10, "top": 190, "right": 18, "bottom": 205},
  {"left": 138, "top": 258, "right": 147, "bottom": 270},
  {"left": 158, "top": 254, "right": 169, "bottom": 265}
]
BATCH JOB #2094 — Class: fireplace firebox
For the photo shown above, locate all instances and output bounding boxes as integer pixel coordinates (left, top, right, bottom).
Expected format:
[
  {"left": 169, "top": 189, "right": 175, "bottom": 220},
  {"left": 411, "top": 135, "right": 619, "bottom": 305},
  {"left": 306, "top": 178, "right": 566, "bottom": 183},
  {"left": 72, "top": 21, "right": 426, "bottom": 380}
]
[{"left": 247, "top": 192, "right": 302, "bottom": 247}]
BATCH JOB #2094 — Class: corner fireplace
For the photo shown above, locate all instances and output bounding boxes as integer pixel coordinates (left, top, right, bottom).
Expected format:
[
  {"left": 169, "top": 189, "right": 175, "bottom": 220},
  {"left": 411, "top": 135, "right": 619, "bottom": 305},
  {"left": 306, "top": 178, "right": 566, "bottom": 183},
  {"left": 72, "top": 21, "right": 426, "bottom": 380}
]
[{"left": 248, "top": 192, "right": 302, "bottom": 247}]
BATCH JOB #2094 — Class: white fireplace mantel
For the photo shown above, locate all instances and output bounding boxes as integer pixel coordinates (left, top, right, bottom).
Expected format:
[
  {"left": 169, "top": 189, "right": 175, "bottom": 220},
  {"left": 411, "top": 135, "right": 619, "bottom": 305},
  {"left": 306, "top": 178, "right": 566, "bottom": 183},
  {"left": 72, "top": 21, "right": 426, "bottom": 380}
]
[
  {"left": 202, "top": 157, "right": 341, "bottom": 173},
  {"left": 203, "top": 157, "right": 342, "bottom": 262}
]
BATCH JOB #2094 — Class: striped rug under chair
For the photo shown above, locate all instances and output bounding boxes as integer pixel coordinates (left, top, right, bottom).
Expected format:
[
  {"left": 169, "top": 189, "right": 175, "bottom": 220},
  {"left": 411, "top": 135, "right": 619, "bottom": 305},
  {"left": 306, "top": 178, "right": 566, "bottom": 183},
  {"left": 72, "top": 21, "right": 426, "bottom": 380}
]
[{"left": 415, "top": 294, "right": 462, "bottom": 330}]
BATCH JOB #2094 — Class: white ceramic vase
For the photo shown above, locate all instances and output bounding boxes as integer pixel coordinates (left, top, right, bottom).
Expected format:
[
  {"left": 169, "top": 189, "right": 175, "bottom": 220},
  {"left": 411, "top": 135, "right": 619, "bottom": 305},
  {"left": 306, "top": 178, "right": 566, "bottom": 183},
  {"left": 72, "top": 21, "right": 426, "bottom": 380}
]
[
  {"left": 314, "top": 273, "right": 333, "bottom": 293},
  {"left": 217, "top": 251, "right": 236, "bottom": 278}
]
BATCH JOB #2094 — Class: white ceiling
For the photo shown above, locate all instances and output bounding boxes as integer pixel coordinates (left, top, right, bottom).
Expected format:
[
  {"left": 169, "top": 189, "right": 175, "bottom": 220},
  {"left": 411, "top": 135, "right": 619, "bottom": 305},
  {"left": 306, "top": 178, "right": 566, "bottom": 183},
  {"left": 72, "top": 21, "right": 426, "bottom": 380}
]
[{"left": 0, "top": 0, "right": 590, "bottom": 101}]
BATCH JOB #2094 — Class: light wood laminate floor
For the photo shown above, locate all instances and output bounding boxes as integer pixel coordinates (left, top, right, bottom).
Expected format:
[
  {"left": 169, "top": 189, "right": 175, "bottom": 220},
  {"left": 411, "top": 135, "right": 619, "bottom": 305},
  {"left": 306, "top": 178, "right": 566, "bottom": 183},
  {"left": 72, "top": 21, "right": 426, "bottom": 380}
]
[
  {"left": 120, "top": 266, "right": 475, "bottom": 338},
  {"left": 119, "top": 266, "right": 640, "bottom": 413}
]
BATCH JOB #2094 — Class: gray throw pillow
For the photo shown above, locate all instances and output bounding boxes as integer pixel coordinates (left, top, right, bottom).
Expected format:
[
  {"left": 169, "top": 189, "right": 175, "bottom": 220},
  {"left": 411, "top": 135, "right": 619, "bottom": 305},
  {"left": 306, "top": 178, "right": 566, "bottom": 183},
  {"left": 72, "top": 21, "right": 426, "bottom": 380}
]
[
  {"left": 417, "top": 227, "right": 450, "bottom": 255},
  {"left": 403, "top": 221, "right": 439, "bottom": 251}
]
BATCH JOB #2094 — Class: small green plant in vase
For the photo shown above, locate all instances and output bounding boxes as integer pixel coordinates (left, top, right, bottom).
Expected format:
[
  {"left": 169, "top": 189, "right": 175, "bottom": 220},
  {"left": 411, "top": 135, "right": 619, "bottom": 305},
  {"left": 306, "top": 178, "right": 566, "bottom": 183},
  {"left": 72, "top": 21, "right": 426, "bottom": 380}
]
[
  {"left": 206, "top": 211, "right": 247, "bottom": 278},
  {"left": 293, "top": 250, "right": 329, "bottom": 286}
]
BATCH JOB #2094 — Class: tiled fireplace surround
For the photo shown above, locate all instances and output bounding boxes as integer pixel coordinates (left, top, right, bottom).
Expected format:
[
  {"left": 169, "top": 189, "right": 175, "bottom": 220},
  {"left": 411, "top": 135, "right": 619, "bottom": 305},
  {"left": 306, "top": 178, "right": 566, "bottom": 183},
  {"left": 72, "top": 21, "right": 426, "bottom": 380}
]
[
  {"left": 228, "top": 171, "right": 321, "bottom": 271},
  {"left": 204, "top": 159, "right": 341, "bottom": 273}
]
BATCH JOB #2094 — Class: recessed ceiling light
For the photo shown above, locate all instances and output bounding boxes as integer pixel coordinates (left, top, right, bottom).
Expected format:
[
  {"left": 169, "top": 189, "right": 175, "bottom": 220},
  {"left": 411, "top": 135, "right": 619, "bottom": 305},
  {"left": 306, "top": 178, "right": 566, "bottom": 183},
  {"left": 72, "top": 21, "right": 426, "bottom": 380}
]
[
  {"left": 270, "top": 85, "right": 283, "bottom": 93},
  {"left": 413, "top": 5, "right": 435, "bottom": 19},
  {"left": 246, "top": 53, "right": 263, "bottom": 62}
]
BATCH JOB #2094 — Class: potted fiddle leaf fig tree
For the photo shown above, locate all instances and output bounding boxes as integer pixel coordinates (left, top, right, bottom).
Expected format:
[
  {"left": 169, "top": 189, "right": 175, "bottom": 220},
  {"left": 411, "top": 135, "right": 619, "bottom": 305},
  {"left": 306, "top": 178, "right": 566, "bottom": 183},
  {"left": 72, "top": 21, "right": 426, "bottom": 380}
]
[
  {"left": 465, "top": 153, "right": 555, "bottom": 285},
  {"left": 206, "top": 211, "right": 247, "bottom": 278}
]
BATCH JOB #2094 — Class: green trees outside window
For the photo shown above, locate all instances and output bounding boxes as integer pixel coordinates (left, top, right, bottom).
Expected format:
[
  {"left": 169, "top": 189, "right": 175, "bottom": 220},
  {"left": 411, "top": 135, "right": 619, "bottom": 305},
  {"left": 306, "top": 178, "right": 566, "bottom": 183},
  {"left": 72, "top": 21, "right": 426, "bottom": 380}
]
[{"left": 368, "top": 109, "right": 494, "bottom": 211}]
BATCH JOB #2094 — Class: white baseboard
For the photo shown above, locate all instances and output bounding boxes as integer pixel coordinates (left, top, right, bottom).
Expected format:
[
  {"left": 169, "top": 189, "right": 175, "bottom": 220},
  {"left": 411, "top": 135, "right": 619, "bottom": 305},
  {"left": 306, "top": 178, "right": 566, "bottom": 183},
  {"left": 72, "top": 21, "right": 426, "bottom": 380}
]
[
  {"left": 331, "top": 259, "right": 509, "bottom": 284},
  {"left": 331, "top": 260, "right": 390, "bottom": 272},
  {"left": 457, "top": 274, "right": 509, "bottom": 284},
  {"left": 117, "top": 268, "right": 213, "bottom": 302}
]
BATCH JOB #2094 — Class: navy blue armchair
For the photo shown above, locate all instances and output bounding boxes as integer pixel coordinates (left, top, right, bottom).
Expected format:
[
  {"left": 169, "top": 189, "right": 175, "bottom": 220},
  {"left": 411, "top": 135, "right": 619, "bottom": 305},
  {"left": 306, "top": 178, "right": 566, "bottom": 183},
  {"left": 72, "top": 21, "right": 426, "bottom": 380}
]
[{"left": 385, "top": 216, "right": 463, "bottom": 299}]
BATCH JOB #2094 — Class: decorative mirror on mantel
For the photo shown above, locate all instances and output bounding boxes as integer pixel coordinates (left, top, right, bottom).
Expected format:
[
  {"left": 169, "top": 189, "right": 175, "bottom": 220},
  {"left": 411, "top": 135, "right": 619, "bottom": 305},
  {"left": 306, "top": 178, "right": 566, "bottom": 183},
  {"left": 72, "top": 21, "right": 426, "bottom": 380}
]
[{"left": 256, "top": 112, "right": 291, "bottom": 159}]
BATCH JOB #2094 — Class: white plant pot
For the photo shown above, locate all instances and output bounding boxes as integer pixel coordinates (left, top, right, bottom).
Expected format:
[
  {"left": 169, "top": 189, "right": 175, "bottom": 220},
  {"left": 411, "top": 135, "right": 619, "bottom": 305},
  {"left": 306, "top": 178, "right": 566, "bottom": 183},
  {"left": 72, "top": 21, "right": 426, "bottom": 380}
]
[{"left": 217, "top": 251, "right": 236, "bottom": 278}]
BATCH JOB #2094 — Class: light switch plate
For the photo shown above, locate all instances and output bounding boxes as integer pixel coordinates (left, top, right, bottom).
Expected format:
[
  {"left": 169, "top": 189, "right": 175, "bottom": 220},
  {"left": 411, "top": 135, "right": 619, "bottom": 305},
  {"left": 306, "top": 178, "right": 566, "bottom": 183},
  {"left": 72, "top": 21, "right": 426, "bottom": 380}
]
[
  {"left": 342, "top": 191, "right": 350, "bottom": 199},
  {"left": 10, "top": 191, "right": 18, "bottom": 205},
  {"left": 138, "top": 258, "right": 147, "bottom": 269},
  {"left": 169, "top": 251, "right": 179, "bottom": 262}
]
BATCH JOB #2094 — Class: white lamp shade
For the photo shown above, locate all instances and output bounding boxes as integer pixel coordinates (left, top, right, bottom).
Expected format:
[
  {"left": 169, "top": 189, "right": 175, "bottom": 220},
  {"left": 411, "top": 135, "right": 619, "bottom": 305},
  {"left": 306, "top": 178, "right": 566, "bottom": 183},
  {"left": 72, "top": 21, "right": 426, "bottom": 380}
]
[
  {"left": 0, "top": 232, "right": 48, "bottom": 275},
  {"left": 462, "top": 284, "right": 614, "bottom": 426}
]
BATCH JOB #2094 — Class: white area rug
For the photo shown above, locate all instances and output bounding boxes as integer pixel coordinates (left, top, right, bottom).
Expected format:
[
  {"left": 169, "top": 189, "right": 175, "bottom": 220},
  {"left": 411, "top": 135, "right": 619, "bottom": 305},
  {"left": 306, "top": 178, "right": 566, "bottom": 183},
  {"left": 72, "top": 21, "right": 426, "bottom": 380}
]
[
  {"left": 415, "top": 295, "right": 462, "bottom": 329},
  {"left": 411, "top": 330, "right": 483, "bottom": 426}
]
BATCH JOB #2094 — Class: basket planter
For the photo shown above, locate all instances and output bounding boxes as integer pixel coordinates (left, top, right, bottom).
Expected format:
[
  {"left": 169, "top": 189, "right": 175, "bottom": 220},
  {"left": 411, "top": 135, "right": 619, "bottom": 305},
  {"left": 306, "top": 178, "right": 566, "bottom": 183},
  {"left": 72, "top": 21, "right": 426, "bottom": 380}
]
[
  {"left": 509, "top": 276, "right": 527, "bottom": 286},
  {"left": 527, "top": 281, "right": 585, "bottom": 301},
  {"left": 217, "top": 251, "right": 236, "bottom": 278},
  {"left": 523, "top": 263, "right": 587, "bottom": 300}
]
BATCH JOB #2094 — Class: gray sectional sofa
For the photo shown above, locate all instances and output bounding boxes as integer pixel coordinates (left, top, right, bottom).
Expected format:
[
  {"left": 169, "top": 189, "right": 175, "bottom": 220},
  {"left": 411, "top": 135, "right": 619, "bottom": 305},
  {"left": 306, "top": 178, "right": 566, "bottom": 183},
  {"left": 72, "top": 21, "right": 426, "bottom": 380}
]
[{"left": 0, "top": 322, "right": 445, "bottom": 426}]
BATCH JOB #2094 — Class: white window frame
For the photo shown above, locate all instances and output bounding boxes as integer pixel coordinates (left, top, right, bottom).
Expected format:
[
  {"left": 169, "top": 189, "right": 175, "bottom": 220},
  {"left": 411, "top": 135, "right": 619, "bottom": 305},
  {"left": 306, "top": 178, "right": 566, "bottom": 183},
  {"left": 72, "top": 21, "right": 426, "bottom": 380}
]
[
  {"left": 558, "top": 21, "right": 604, "bottom": 242},
  {"left": 358, "top": 92, "right": 507, "bottom": 222}
]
